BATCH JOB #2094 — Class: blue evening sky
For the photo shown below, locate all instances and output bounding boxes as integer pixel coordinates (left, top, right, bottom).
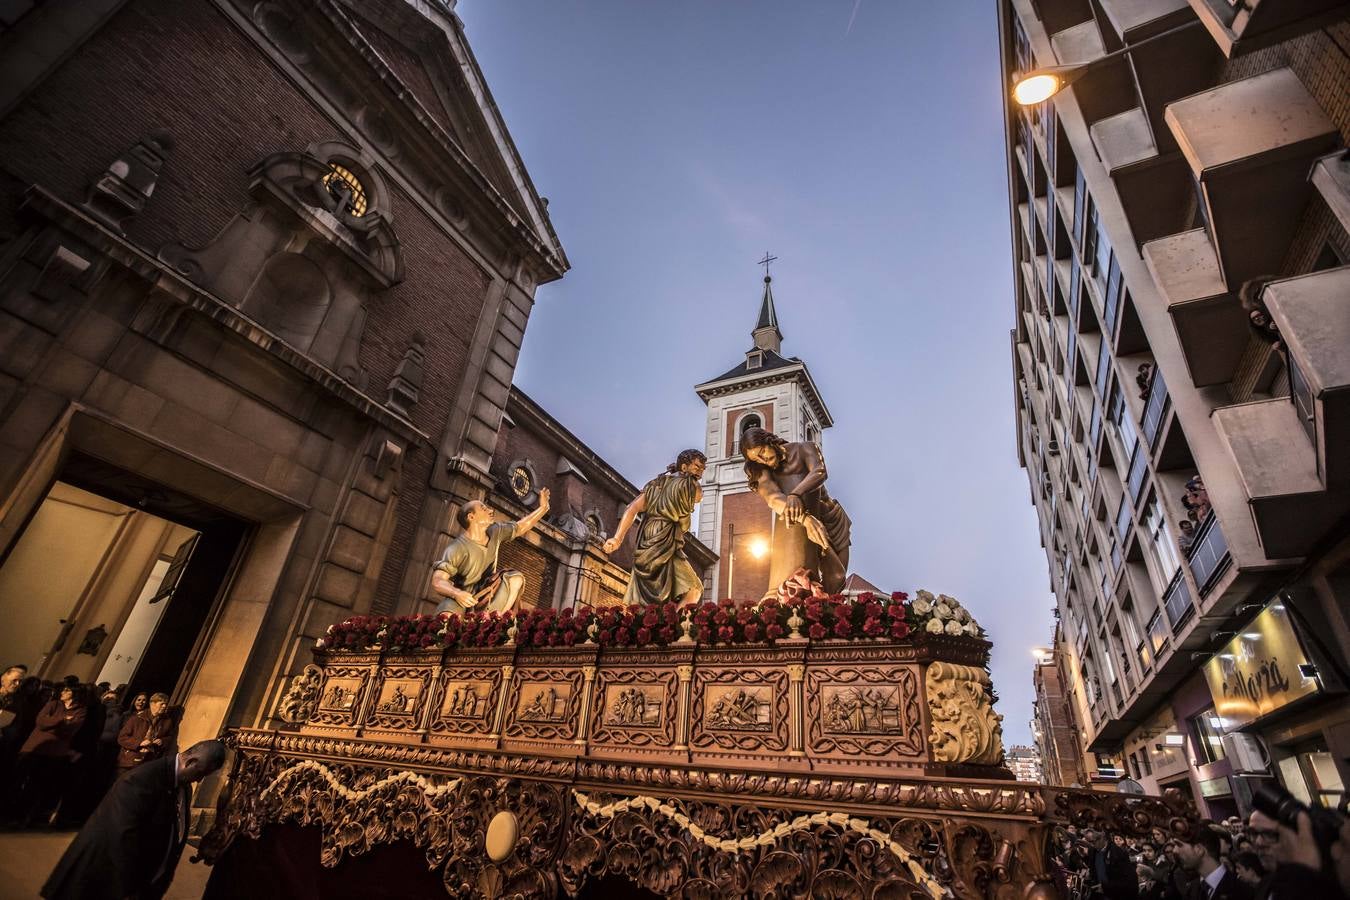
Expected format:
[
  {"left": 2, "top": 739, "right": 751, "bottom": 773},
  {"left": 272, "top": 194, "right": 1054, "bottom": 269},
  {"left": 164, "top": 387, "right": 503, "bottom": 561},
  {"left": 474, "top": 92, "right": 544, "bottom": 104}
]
[{"left": 459, "top": 0, "right": 1053, "bottom": 748}]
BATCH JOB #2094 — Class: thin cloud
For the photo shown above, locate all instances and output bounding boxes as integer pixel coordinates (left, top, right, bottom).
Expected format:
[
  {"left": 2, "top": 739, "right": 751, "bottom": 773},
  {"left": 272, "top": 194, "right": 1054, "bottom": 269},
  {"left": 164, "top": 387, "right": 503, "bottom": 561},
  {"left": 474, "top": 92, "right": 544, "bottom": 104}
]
[{"left": 845, "top": 0, "right": 863, "bottom": 36}]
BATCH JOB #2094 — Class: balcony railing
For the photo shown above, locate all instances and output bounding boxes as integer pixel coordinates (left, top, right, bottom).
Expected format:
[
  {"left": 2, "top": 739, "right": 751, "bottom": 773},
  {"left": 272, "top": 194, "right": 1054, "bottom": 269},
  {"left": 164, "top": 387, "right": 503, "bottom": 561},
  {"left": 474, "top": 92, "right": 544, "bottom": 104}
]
[
  {"left": 1141, "top": 369, "right": 1168, "bottom": 449},
  {"left": 1187, "top": 513, "right": 1231, "bottom": 597},
  {"left": 1114, "top": 496, "right": 1132, "bottom": 542},
  {"left": 1163, "top": 570, "right": 1194, "bottom": 632},
  {"left": 1095, "top": 345, "right": 1112, "bottom": 396},
  {"left": 1127, "top": 445, "right": 1149, "bottom": 503},
  {"left": 1289, "top": 354, "right": 1317, "bottom": 449},
  {"left": 1147, "top": 609, "right": 1168, "bottom": 658}
]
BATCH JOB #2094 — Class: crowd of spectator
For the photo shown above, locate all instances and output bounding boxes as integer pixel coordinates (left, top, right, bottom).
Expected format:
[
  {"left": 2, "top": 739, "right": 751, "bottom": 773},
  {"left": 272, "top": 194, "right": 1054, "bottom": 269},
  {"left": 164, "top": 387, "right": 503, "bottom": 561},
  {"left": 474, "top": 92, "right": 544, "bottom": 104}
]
[
  {"left": 1049, "top": 803, "right": 1349, "bottom": 899},
  {"left": 0, "top": 663, "right": 180, "bottom": 830},
  {"left": 1177, "top": 475, "right": 1211, "bottom": 557}
]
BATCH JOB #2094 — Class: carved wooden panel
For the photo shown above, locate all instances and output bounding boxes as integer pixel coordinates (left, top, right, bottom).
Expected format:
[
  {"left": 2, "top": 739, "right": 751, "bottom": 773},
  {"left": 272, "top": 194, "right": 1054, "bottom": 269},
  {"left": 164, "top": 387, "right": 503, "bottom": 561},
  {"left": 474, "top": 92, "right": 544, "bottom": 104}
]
[
  {"left": 589, "top": 668, "right": 677, "bottom": 748},
  {"left": 311, "top": 662, "right": 373, "bottom": 728},
  {"left": 365, "top": 665, "right": 435, "bottom": 731},
  {"left": 503, "top": 667, "right": 585, "bottom": 741},
  {"left": 806, "top": 665, "right": 924, "bottom": 758},
  {"left": 691, "top": 668, "right": 789, "bottom": 751},
  {"left": 430, "top": 665, "right": 503, "bottom": 736}
]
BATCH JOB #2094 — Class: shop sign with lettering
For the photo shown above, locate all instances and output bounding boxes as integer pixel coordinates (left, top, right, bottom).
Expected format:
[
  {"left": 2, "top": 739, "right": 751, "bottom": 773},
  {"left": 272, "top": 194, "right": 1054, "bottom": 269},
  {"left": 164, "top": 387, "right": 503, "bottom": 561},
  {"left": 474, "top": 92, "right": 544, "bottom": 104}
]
[{"left": 1202, "top": 602, "right": 1319, "bottom": 730}]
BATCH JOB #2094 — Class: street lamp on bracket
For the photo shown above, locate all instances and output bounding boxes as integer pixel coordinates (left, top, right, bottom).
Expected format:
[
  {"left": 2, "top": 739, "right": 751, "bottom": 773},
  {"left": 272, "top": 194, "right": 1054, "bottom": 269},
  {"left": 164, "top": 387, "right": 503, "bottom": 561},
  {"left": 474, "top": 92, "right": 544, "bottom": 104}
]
[{"left": 1010, "top": 19, "right": 1203, "bottom": 106}]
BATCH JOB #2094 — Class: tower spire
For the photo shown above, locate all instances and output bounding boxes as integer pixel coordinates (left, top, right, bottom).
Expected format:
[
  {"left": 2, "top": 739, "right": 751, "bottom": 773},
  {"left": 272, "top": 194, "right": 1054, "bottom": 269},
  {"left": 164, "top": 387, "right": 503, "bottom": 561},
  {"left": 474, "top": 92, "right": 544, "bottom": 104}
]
[{"left": 752, "top": 252, "right": 783, "bottom": 354}]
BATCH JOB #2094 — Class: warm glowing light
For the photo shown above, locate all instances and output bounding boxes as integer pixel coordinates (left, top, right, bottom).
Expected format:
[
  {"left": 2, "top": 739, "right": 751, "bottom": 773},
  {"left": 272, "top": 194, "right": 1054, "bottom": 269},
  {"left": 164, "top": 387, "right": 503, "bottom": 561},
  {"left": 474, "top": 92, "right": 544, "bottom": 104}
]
[
  {"left": 1013, "top": 72, "right": 1062, "bottom": 105},
  {"left": 747, "top": 537, "right": 769, "bottom": 560}
]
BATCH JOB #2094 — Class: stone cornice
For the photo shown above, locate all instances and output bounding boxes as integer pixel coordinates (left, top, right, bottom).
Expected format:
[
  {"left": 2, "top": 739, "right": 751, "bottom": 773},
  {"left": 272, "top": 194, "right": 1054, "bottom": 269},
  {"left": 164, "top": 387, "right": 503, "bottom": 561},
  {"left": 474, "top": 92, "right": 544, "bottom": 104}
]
[
  {"left": 695, "top": 362, "right": 834, "bottom": 429},
  {"left": 21, "top": 187, "right": 431, "bottom": 445}
]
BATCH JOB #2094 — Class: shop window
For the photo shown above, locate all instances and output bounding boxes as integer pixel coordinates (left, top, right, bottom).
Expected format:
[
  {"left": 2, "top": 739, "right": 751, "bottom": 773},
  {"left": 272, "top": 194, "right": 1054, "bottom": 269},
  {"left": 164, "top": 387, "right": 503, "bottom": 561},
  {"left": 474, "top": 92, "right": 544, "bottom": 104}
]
[{"left": 1278, "top": 746, "right": 1345, "bottom": 808}]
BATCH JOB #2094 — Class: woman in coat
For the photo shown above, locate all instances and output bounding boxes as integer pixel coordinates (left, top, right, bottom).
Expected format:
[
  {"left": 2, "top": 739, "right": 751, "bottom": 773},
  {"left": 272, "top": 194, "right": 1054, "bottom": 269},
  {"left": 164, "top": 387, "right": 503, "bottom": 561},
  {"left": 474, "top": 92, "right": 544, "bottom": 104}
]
[{"left": 116, "top": 692, "right": 177, "bottom": 774}]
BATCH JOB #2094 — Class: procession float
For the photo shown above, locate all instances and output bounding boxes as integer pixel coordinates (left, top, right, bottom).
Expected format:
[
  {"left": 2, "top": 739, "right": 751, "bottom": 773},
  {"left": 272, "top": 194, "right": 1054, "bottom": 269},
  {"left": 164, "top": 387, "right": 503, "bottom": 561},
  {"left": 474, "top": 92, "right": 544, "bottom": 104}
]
[{"left": 198, "top": 589, "right": 1197, "bottom": 899}]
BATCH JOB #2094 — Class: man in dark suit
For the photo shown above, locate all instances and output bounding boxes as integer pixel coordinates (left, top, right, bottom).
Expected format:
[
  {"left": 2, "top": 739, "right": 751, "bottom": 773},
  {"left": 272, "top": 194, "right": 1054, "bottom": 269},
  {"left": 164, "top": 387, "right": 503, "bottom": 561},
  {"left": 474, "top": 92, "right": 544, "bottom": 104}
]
[
  {"left": 1176, "top": 823, "right": 1253, "bottom": 900},
  {"left": 1085, "top": 827, "right": 1141, "bottom": 899},
  {"left": 41, "top": 738, "right": 227, "bottom": 900}
]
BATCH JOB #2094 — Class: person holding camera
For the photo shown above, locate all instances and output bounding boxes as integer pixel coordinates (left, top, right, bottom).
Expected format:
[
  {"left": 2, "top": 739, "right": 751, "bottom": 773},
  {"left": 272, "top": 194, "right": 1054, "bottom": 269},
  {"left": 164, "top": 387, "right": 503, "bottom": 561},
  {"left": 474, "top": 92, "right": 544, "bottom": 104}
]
[{"left": 1248, "top": 783, "right": 1347, "bottom": 900}]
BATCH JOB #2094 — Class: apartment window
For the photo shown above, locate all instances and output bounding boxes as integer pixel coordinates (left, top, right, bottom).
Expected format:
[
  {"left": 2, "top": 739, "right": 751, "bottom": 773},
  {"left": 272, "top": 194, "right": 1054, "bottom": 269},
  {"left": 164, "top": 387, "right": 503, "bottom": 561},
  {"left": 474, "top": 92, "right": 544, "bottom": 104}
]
[
  {"left": 1289, "top": 354, "right": 1316, "bottom": 448},
  {"left": 1143, "top": 495, "right": 1181, "bottom": 594},
  {"left": 1102, "top": 255, "right": 1123, "bottom": 337},
  {"left": 1095, "top": 343, "right": 1112, "bottom": 397},
  {"left": 1189, "top": 707, "right": 1227, "bottom": 764},
  {"left": 1139, "top": 748, "right": 1152, "bottom": 776},
  {"left": 1114, "top": 495, "right": 1132, "bottom": 543},
  {"left": 1146, "top": 609, "right": 1167, "bottom": 658},
  {"left": 1093, "top": 214, "right": 1113, "bottom": 287},
  {"left": 1073, "top": 167, "right": 1088, "bottom": 246}
]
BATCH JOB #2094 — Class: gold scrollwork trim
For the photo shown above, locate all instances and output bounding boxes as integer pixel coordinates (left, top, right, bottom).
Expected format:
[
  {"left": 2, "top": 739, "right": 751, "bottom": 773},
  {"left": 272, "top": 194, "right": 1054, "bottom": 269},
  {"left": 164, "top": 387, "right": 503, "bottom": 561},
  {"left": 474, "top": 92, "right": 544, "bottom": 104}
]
[{"left": 572, "top": 790, "right": 949, "bottom": 899}]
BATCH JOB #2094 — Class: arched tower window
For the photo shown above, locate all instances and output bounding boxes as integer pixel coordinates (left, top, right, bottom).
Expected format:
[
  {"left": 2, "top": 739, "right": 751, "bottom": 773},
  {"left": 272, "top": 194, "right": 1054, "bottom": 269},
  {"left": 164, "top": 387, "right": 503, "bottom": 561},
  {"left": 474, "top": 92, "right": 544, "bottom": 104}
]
[{"left": 732, "top": 411, "right": 762, "bottom": 455}]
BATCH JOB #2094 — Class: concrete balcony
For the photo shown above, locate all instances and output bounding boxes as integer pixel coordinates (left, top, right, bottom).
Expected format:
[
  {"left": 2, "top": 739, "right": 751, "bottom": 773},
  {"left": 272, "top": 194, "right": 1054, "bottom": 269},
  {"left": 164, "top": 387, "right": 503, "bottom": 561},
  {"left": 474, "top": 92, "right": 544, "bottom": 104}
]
[
  {"left": 1187, "top": 0, "right": 1350, "bottom": 57},
  {"left": 1165, "top": 68, "right": 1339, "bottom": 290},
  {"left": 1263, "top": 266, "right": 1350, "bottom": 488},
  {"left": 1141, "top": 228, "right": 1247, "bottom": 386},
  {"left": 1090, "top": 108, "right": 1194, "bottom": 244},
  {"left": 1212, "top": 397, "right": 1346, "bottom": 559},
  {"left": 1311, "top": 151, "right": 1350, "bottom": 239}
]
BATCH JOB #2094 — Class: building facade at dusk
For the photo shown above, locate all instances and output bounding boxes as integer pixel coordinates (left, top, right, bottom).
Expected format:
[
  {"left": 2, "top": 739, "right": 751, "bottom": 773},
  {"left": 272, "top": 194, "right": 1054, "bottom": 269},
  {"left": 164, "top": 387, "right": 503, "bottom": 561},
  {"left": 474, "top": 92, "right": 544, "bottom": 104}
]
[
  {"left": 695, "top": 275, "right": 832, "bottom": 601},
  {"left": 1001, "top": 0, "right": 1349, "bottom": 818},
  {"left": 1031, "top": 633, "right": 1090, "bottom": 787},
  {"left": 1006, "top": 744, "right": 1045, "bottom": 784},
  {"left": 0, "top": 0, "right": 710, "bottom": 825}
]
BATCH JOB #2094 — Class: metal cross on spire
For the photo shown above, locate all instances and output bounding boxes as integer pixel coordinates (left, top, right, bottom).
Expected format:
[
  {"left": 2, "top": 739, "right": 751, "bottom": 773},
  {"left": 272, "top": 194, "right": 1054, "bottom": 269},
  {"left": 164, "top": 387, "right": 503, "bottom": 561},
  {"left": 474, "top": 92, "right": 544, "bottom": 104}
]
[{"left": 757, "top": 252, "right": 778, "bottom": 279}]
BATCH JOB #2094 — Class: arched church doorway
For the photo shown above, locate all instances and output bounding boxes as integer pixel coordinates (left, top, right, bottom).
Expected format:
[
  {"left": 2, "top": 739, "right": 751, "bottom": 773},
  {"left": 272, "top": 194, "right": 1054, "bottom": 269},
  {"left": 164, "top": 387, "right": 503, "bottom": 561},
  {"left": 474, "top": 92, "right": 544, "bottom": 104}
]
[{"left": 0, "top": 452, "right": 248, "bottom": 705}]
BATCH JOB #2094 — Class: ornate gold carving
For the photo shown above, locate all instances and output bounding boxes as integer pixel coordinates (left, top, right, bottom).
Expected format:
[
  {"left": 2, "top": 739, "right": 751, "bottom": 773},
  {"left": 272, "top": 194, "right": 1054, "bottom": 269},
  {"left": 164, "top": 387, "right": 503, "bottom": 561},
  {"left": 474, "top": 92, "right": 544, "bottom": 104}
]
[
  {"left": 311, "top": 663, "right": 371, "bottom": 727},
  {"left": 807, "top": 666, "right": 925, "bottom": 758},
  {"left": 504, "top": 668, "right": 584, "bottom": 741},
  {"left": 690, "top": 669, "right": 789, "bottom": 751},
  {"left": 276, "top": 664, "right": 322, "bottom": 724},
  {"left": 590, "top": 669, "right": 677, "bottom": 748},
  {"left": 926, "top": 661, "right": 1004, "bottom": 766},
  {"left": 365, "top": 665, "right": 435, "bottom": 731}
]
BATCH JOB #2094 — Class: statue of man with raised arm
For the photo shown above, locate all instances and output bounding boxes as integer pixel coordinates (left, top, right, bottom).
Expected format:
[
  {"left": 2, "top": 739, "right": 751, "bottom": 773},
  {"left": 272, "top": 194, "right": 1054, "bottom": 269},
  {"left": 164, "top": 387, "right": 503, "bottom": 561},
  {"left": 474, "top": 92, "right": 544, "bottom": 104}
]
[{"left": 431, "top": 489, "right": 550, "bottom": 614}]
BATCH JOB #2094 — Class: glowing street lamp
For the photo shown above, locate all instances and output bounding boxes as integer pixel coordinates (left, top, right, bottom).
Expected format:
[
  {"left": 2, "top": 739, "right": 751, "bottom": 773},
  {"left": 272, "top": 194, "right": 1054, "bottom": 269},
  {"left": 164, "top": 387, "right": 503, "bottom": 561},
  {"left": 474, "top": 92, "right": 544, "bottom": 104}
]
[
  {"left": 1010, "top": 19, "right": 1202, "bottom": 107},
  {"left": 725, "top": 523, "right": 770, "bottom": 600}
]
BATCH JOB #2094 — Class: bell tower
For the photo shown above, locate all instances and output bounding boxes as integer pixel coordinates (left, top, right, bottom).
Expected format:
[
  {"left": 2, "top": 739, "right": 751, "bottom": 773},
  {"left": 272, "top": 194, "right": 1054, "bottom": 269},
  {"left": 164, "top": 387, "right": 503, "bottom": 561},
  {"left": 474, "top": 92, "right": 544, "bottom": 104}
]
[{"left": 694, "top": 270, "right": 832, "bottom": 601}]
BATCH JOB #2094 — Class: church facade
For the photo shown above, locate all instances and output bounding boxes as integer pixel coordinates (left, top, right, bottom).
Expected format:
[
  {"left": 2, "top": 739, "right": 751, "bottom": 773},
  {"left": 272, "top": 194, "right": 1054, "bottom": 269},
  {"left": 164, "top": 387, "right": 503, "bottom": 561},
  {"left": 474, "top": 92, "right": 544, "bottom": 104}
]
[
  {"left": 695, "top": 275, "right": 832, "bottom": 601},
  {"left": 0, "top": 0, "right": 706, "bottom": 816}
]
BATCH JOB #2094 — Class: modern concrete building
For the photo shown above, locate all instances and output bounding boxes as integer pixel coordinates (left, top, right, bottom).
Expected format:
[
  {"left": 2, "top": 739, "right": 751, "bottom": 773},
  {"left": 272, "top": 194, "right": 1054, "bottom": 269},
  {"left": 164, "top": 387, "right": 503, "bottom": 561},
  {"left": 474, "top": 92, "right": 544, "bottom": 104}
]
[
  {"left": 1007, "top": 744, "right": 1045, "bottom": 784},
  {"left": 1000, "top": 0, "right": 1350, "bottom": 818}
]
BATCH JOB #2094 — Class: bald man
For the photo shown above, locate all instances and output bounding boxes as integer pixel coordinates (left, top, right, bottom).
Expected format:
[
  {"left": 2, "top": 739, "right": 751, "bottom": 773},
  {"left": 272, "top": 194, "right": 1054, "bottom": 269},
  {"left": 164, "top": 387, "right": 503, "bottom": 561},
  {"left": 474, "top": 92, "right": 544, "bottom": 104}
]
[{"left": 431, "top": 490, "right": 550, "bottom": 615}]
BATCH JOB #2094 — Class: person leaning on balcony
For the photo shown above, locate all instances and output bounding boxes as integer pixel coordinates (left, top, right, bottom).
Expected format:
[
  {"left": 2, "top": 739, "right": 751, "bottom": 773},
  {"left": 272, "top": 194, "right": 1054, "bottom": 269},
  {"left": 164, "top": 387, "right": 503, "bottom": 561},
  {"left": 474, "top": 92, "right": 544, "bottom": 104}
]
[
  {"left": 431, "top": 490, "right": 551, "bottom": 615},
  {"left": 116, "top": 692, "right": 177, "bottom": 775}
]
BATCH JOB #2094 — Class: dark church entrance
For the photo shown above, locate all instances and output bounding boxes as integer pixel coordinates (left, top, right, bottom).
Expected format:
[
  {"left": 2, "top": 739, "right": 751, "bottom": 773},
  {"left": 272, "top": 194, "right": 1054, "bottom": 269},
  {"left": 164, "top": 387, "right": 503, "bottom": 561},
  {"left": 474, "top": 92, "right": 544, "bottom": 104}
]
[{"left": 0, "top": 452, "right": 249, "bottom": 704}]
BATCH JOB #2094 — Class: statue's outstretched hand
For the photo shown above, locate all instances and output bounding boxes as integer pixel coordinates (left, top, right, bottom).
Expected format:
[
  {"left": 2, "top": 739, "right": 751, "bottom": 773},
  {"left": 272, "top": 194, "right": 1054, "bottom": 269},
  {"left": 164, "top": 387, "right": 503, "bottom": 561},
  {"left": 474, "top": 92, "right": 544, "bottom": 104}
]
[
  {"left": 602, "top": 537, "right": 620, "bottom": 554},
  {"left": 803, "top": 515, "right": 831, "bottom": 552},
  {"left": 537, "top": 487, "right": 550, "bottom": 513}
]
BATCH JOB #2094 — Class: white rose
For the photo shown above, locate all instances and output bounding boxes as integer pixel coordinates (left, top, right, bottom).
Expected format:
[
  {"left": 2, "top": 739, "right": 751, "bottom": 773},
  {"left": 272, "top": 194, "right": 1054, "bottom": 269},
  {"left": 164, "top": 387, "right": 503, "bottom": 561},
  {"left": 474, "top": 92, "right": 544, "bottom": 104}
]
[
  {"left": 314, "top": 638, "right": 327, "bottom": 650},
  {"left": 963, "top": 622, "right": 980, "bottom": 637},
  {"left": 945, "top": 620, "right": 964, "bottom": 636},
  {"left": 916, "top": 590, "right": 936, "bottom": 604},
  {"left": 956, "top": 607, "right": 971, "bottom": 624},
  {"left": 912, "top": 597, "right": 932, "bottom": 615},
  {"left": 933, "top": 603, "right": 953, "bottom": 621},
  {"left": 926, "top": 618, "right": 946, "bottom": 634}
]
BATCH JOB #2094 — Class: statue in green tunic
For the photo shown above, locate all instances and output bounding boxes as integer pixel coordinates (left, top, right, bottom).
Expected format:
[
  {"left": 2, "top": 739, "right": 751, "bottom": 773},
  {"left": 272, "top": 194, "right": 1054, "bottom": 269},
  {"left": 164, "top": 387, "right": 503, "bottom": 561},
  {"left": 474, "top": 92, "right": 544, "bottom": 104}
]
[
  {"left": 603, "top": 449, "right": 706, "bottom": 605},
  {"left": 741, "top": 427, "right": 851, "bottom": 595}
]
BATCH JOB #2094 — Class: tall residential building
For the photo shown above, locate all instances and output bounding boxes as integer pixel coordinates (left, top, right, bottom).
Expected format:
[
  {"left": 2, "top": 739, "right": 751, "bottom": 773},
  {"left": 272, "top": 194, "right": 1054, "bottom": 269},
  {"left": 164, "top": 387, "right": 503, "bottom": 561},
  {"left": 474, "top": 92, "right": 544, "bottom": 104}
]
[
  {"left": 1032, "top": 631, "right": 1091, "bottom": 787},
  {"left": 1007, "top": 745, "right": 1045, "bottom": 784},
  {"left": 695, "top": 275, "right": 833, "bottom": 601},
  {"left": 999, "top": 0, "right": 1350, "bottom": 819}
]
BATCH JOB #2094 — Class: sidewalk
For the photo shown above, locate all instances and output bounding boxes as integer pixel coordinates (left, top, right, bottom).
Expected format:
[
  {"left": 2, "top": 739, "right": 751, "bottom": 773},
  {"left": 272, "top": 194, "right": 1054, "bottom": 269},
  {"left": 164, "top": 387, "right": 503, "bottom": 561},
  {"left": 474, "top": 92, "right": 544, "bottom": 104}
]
[{"left": 0, "top": 830, "right": 211, "bottom": 899}]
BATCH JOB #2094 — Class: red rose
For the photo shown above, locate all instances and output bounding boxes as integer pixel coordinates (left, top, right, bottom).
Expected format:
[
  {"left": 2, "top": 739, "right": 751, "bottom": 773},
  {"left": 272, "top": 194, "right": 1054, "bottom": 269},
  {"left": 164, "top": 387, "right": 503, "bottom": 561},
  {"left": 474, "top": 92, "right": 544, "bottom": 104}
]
[
  {"left": 804, "top": 604, "right": 823, "bottom": 622},
  {"left": 891, "top": 591, "right": 908, "bottom": 601},
  {"left": 890, "top": 621, "right": 910, "bottom": 639},
  {"left": 808, "top": 623, "right": 826, "bottom": 640},
  {"left": 636, "top": 627, "right": 652, "bottom": 644},
  {"left": 718, "top": 597, "right": 735, "bottom": 608},
  {"left": 713, "top": 609, "right": 729, "bottom": 625},
  {"left": 615, "top": 627, "right": 632, "bottom": 645},
  {"left": 743, "top": 623, "right": 761, "bottom": 642},
  {"left": 642, "top": 611, "right": 660, "bottom": 628},
  {"left": 657, "top": 626, "right": 675, "bottom": 643},
  {"left": 858, "top": 591, "right": 875, "bottom": 603},
  {"left": 765, "top": 623, "right": 784, "bottom": 640},
  {"left": 717, "top": 626, "right": 734, "bottom": 642},
  {"left": 664, "top": 604, "right": 681, "bottom": 624},
  {"left": 863, "top": 617, "right": 884, "bottom": 637},
  {"left": 598, "top": 629, "right": 613, "bottom": 644},
  {"left": 562, "top": 631, "right": 577, "bottom": 646},
  {"left": 832, "top": 619, "right": 852, "bottom": 638}
]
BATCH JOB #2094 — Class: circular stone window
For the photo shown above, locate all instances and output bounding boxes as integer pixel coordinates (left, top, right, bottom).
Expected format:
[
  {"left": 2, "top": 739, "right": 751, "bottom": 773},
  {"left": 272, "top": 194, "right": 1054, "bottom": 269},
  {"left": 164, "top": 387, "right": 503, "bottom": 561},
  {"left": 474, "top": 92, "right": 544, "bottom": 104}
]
[{"left": 321, "top": 163, "right": 368, "bottom": 217}]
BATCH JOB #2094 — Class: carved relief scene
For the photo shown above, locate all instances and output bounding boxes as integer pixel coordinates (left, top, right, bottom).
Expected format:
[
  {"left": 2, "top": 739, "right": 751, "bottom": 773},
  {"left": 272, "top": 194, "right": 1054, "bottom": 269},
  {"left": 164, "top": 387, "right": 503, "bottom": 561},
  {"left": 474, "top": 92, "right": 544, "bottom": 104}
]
[
  {"left": 602, "top": 685, "right": 663, "bottom": 728},
  {"left": 516, "top": 683, "right": 570, "bottom": 723},
  {"left": 373, "top": 680, "right": 420, "bottom": 716},
  {"left": 704, "top": 685, "right": 771, "bottom": 732},
  {"left": 821, "top": 684, "right": 904, "bottom": 734},
  {"left": 318, "top": 678, "right": 361, "bottom": 712},
  {"left": 440, "top": 681, "right": 492, "bottom": 721}
]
